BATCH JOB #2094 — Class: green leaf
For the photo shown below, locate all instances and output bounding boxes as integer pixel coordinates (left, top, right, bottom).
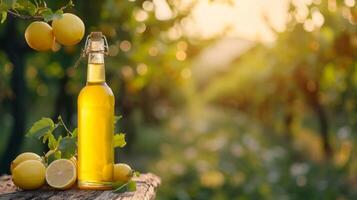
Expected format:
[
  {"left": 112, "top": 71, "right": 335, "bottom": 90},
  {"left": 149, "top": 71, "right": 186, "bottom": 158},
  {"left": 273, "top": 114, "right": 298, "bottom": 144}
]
[
  {"left": 0, "top": 5, "right": 9, "bottom": 13},
  {"left": 53, "top": 135, "right": 63, "bottom": 152},
  {"left": 15, "top": 0, "right": 37, "bottom": 15},
  {"left": 52, "top": 9, "right": 63, "bottom": 19},
  {"left": 67, "top": 0, "right": 74, "bottom": 7},
  {"left": 2, "top": 0, "right": 16, "bottom": 8},
  {"left": 12, "top": 2, "right": 24, "bottom": 10},
  {"left": 127, "top": 180, "right": 136, "bottom": 192},
  {"left": 133, "top": 171, "right": 140, "bottom": 177},
  {"left": 13, "top": 0, "right": 26, "bottom": 9},
  {"left": 26, "top": 1, "right": 37, "bottom": 16},
  {"left": 0, "top": 6, "right": 8, "bottom": 14},
  {"left": 114, "top": 133, "right": 126, "bottom": 148},
  {"left": 71, "top": 128, "right": 77, "bottom": 137},
  {"left": 114, "top": 116, "right": 122, "bottom": 124},
  {"left": 112, "top": 181, "right": 126, "bottom": 188},
  {"left": 1, "top": 11, "right": 7, "bottom": 23},
  {"left": 58, "top": 137, "right": 76, "bottom": 158},
  {"left": 47, "top": 150, "right": 61, "bottom": 164},
  {"left": 59, "top": 0, "right": 74, "bottom": 11},
  {"left": 42, "top": 133, "right": 49, "bottom": 143},
  {"left": 41, "top": 8, "right": 52, "bottom": 21},
  {"left": 41, "top": 8, "right": 62, "bottom": 22},
  {"left": 57, "top": 135, "right": 63, "bottom": 144},
  {"left": 48, "top": 133, "right": 57, "bottom": 150},
  {"left": 113, "top": 180, "right": 136, "bottom": 193},
  {"left": 26, "top": 118, "right": 55, "bottom": 139}
]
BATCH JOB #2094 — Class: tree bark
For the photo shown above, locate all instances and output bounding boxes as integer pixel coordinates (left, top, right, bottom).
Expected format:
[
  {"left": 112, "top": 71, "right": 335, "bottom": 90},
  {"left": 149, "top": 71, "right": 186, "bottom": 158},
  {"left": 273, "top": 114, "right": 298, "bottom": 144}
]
[
  {"left": 294, "top": 66, "right": 332, "bottom": 158},
  {"left": 311, "top": 101, "right": 332, "bottom": 156}
]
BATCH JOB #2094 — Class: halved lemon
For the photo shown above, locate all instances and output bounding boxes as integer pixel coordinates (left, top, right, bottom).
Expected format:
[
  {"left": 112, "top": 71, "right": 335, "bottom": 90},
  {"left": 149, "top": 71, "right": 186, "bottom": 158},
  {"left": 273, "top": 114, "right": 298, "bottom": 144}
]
[{"left": 46, "top": 159, "right": 77, "bottom": 189}]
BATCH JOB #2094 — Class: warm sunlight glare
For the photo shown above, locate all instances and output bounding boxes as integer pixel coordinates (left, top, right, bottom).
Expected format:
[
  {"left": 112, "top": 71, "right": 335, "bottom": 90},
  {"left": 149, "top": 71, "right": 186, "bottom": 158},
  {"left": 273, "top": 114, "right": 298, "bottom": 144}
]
[
  {"left": 180, "top": 0, "right": 289, "bottom": 43},
  {"left": 156, "top": 0, "right": 317, "bottom": 43}
]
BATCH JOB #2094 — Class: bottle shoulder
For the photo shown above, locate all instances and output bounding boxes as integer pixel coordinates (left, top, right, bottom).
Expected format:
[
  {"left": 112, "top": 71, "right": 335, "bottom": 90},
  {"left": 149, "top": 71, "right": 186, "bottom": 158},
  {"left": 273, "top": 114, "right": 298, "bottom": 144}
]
[
  {"left": 79, "top": 83, "right": 113, "bottom": 94},
  {"left": 78, "top": 83, "right": 114, "bottom": 106}
]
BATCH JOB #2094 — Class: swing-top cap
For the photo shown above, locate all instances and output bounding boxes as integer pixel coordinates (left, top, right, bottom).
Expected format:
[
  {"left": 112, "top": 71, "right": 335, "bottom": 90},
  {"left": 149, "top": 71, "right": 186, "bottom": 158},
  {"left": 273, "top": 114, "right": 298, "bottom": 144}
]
[
  {"left": 83, "top": 31, "right": 109, "bottom": 55},
  {"left": 90, "top": 32, "right": 103, "bottom": 40}
]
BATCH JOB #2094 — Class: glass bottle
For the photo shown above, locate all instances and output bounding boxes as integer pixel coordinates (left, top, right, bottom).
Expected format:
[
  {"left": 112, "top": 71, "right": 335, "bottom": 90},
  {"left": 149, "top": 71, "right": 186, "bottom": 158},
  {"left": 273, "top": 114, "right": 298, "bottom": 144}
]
[{"left": 77, "top": 32, "right": 114, "bottom": 189}]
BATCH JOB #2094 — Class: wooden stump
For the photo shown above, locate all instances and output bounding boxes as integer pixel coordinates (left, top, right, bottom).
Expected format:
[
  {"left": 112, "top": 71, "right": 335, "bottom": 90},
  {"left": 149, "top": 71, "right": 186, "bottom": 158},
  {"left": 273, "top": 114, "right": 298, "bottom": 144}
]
[{"left": 0, "top": 173, "right": 160, "bottom": 200}]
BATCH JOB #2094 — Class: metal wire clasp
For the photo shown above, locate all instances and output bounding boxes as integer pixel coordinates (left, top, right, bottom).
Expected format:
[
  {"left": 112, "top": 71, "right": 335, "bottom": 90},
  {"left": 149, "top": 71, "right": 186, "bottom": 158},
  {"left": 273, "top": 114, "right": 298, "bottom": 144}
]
[
  {"left": 74, "top": 32, "right": 109, "bottom": 68},
  {"left": 82, "top": 32, "right": 109, "bottom": 56}
]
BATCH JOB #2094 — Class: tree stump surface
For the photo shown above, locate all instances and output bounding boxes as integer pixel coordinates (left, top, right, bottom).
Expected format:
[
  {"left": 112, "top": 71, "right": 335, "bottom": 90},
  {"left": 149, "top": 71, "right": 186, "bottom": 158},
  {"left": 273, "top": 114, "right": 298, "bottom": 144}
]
[{"left": 0, "top": 173, "right": 160, "bottom": 200}]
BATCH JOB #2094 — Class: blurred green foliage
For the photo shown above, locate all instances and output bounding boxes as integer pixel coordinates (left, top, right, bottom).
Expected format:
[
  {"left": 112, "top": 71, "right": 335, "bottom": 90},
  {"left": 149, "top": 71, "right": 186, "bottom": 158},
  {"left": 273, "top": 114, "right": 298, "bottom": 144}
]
[{"left": 0, "top": 0, "right": 356, "bottom": 199}]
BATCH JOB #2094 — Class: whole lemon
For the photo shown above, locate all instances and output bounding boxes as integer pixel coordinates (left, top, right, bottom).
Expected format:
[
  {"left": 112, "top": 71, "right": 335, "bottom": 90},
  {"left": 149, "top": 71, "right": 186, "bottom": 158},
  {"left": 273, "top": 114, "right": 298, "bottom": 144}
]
[
  {"left": 10, "top": 152, "right": 43, "bottom": 173},
  {"left": 12, "top": 160, "right": 46, "bottom": 190},
  {"left": 102, "top": 164, "right": 113, "bottom": 181},
  {"left": 113, "top": 163, "right": 133, "bottom": 182},
  {"left": 52, "top": 13, "right": 85, "bottom": 46},
  {"left": 25, "top": 21, "right": 54, "bottom": 51}
]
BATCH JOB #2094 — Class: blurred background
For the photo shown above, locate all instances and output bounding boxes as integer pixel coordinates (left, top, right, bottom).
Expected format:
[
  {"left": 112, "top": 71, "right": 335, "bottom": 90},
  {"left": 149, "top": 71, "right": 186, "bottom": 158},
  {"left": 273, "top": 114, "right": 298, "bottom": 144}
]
[{"left": 0, "top": 0, "right": 357, "bottom": 199}]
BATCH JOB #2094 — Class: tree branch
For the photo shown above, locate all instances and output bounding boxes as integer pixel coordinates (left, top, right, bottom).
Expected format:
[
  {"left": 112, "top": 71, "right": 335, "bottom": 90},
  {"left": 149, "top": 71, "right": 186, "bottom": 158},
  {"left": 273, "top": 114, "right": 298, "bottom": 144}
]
[{"left": 7, "top": 10, "right": 43, "bottom": 20}]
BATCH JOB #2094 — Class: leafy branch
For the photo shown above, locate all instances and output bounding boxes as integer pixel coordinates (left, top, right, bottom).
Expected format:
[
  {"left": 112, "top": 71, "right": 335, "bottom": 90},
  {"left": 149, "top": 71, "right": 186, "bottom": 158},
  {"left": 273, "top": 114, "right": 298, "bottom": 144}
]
[
  {"left": 26, "top": 115, "right": 126, "bottom": 164},
  {"left": 7, "top": 10, "right": 42, "bottom": 20},
  {"left": 0, "top": 0, "right": 74, "bottom": 23},
  {"left": 57, "top": 116, "right": 71, "bottom": 136},
  {"left": 113, "top": 180, "right": 137, "bottom": 193}
]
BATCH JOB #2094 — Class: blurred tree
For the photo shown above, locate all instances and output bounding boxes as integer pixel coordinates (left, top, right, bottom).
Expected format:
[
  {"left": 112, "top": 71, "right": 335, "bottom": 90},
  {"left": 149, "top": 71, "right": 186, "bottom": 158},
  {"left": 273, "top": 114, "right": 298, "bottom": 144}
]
[{"left": 201, "top": 1, "right": 357, "bottom": 158}]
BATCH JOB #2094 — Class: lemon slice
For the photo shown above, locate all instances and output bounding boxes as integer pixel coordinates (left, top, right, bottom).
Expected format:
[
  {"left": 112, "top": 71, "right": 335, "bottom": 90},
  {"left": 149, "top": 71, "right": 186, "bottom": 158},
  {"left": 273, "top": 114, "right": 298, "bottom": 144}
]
[{"left": 46, "top": 159, "right": 77, "bottom": 189}]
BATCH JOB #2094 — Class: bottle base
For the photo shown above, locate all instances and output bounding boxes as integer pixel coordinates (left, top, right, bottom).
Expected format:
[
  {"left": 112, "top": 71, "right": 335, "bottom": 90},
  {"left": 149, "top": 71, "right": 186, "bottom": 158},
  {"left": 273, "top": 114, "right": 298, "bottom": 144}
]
[{"left": 78, "top": 180, "right": 113, "bottom": 190}]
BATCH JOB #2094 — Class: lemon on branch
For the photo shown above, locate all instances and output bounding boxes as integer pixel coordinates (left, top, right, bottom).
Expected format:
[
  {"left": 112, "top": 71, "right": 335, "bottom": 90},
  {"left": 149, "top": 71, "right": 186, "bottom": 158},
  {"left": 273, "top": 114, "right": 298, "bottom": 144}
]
[
  {"left": 25, "top": 21, "right": 54, "bottom": 51},
  {"left": 52, "top": 13, "right": 85, "bottom": 46}
]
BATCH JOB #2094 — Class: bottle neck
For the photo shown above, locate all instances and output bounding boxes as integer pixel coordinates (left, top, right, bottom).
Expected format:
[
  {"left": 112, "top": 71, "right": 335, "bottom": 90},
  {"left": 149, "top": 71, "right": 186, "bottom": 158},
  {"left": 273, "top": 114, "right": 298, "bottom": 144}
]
[{"left": 87, "top": 53, "right": 106, "bottom": 83}]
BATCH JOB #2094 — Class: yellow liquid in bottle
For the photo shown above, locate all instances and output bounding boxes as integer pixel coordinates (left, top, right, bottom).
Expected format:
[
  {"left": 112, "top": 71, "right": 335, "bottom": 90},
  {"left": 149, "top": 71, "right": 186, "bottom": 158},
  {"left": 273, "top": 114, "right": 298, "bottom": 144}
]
[{"left": 78, "top": 63, "right": 115, "bottom": 189}]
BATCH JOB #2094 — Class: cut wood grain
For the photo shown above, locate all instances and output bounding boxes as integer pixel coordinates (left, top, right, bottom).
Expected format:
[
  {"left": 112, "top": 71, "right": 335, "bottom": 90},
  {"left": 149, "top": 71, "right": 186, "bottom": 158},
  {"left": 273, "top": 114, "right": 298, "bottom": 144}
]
[{"left": 0, "top": 173, "right": 160, "bottom": 200}]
